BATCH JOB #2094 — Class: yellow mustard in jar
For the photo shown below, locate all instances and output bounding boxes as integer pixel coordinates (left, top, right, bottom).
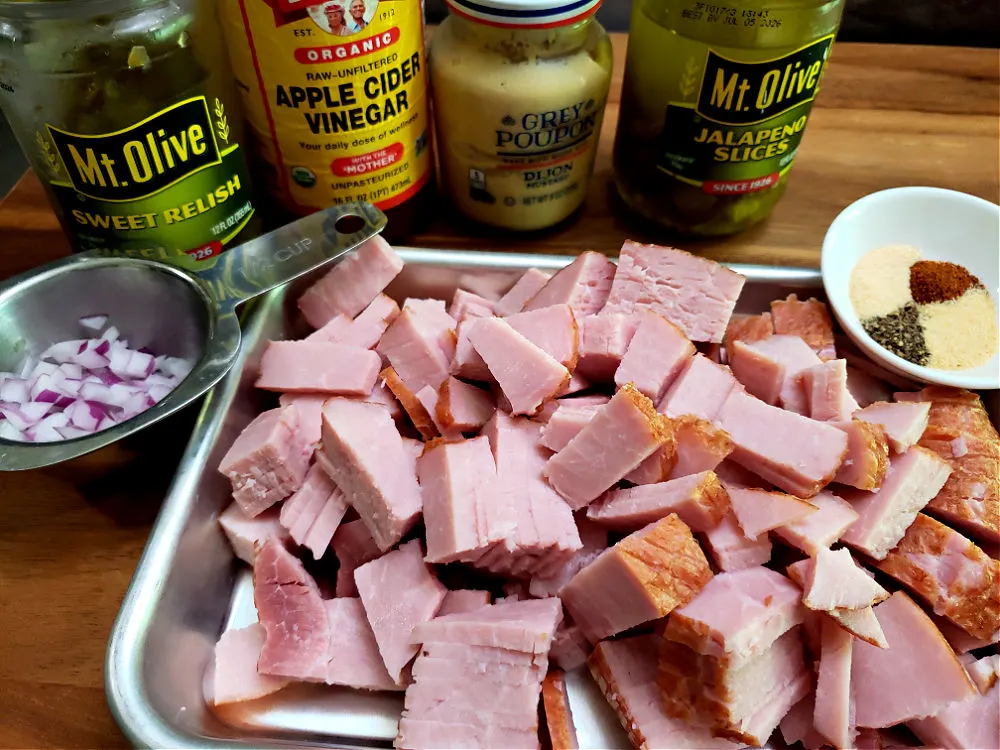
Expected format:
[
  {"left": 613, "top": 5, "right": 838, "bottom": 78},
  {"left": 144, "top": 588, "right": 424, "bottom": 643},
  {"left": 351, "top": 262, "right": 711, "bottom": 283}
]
[{"left": 430, "top": 0, "right": 612, "bottom": 231}]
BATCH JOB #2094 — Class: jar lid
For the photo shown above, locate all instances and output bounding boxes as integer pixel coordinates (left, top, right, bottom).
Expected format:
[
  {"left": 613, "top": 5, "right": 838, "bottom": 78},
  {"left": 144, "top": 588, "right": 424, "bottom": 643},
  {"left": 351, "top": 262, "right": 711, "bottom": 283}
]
[{"left": 445, "top": 0, "right": 602, "bottom": 29}]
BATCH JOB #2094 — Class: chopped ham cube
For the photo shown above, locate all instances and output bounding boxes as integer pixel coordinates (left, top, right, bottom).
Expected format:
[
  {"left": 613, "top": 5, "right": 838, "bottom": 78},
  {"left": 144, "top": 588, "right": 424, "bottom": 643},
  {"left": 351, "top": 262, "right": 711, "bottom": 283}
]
[
  {"left": 589, "top": 634, "right": 731, "bottom": 750},
  {"left": 298, "top": 235, "right": 404, "bottom": 327},
  {"left": 438, "top": 590, "right": 491, "bottom": 616},
  {"left": 587, "top": 470, "right": 730, "bottom": 533},
  {"left": 703, "top": 513, "right": 773, "bottom": 571},
  {"left": 575, "top": 312, "right": 637, "bottom": 382},
  {"left": 555, "top": 370, "right": 593, "bottom": 397},
  {"left": 208, "top": 624, "right": 290, "bottom": 705},
  {"left": 544, "top": 384, "right": 671, "bottom": 509},
  {"left": 411, "top": 597, "right": 563, "bottom": 654},
  {"left": 380, "top": 366, "right": 437, "bottom": 439},
  {"left": 964, "top": 654, "right": 1000, "bottom": 694},
  {"left": 717, "top": 390, "right": 848, "bottom": 498},
  {"left": 772, "top": 490, "right": 859, "bottom": 556},
  {"left": 908, "top": 682, "right": 999, "bottom": 750},
  {"left": 549, "top": 619, "right": 590, "bottom": 671},
  {"left": 325, "top": 597, "right": 402, "bottom": 691},
  {"left": 659, "top": 353, "right": 738, "bottom": 421},
  {"left": 771, "top": 294, "right": 836, "bottom": 360},
  {"left": 279, "top": 463, "right": 348, "bottom": 559},
  {"left": 560, "top": 513, "right": 713, "bottom": 642},
  {"left": 448, "top": 288, "right": 495, "bottom": 321},
  {"left": 727, "top": 486, "right": 817, "bottom": 540},
  {"left": 450, "top": 318, "right": 494, "bottom": 382},
  {"left": 524, "top": 251, "right": 616, "bottom": 315},
  {"left": 803, "top": 547, "right": 889, "bottom": 611},
  {"left": 467, "top": 316, "right": 569, "bottom": 416},
  {"left": 493, "top": 267, "right": 551, "bottom": 316},
  {"left": 434, "top": 377, "right": 494, "bottom": 435},
  {"left": 320, "top": 398, "right": 423, "bottom": 551},
  {"left": 786, "top": 559, "right": 888, "bottom": 648},
  {"left": 813, "top": 617, "right": 854, "bottom": 749},
  {"left": 256, "top": 340, "right": 380, "bottom": 395},
  {"left": 377, "top": 300, "right": 456, "bottom": 394},
  {"left": 840, "top": 446, "right": 952, "bottom": 560},
  {"left": 541, "top": 671, "right": 579, "bottom": 750},
  {"left": 855, "top": 401, "right": 932, "bottom": 453},
  {"left": 724, "top": 312, "right": 774, "bottom": 353},
  {"left": 539, "top": 402, "right": 602, "bottom": 452},
  {"left": 780, "top": 693, "right": 830, "bottom": 750},
  {"left": 622, "top": 426, "right": 678, "bottom": 485},
  {"left": 801, "top": 359, "right": 860, "bottom": 421},
  {"left": 305, "top": 293, "right": 400, "bottom": 348},
  {"left": 874, "top": 513, "right": 1000, "bottom": 641},
  {"left": 277, "top": 393, "right": 325, "bottom": 447},
  {"left": 664, "top": 566, "right": 805, "bottom": 664},
  {"left": 668, "top": 415, "right": 734, "bottom": 479},
  {"left": 728, "top": 334, "right": 822, "bottom": 412},
  {"left": 614, "top": 309, "right": 695, "bottom": 401},
  {"left": 332, "top": 519, "right": 380, "bottom": 597},
  {"left": 355, "top": 539, "right": 447, "bottom": 684},
  {"left": 933, "top": 614, "right": 1000, "bottom": 654},
  {"left": 528, "top": 518, "right": 609, "bottom": 598},
  {"left": 217, "top": 503, "right": 289, "bottom": 565},
  {"left": 417, "top": 436, "right": 513, "bottom": 564},
  {"left": 218, "top": 405, "right": 313, "bottom": 518},
  {"left": 364, "top": 380, "right": 403, "bottom": 420},
  {"left": 852, "top": 592, "right": 976, "bottom": 728},
  {"left": 505, "top": 304, "right": 579, "bottom": 368},
  {"left": 604, "top": 241, "right": 745, "bottom": 343},
  {"left": 832, "top": 418, "right": 890, "bottom": 491}
]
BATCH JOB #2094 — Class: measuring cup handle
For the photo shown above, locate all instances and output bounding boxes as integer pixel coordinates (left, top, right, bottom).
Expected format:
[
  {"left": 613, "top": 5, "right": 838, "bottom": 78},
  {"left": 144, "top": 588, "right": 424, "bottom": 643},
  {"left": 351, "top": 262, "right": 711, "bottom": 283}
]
[{"left": 192, "top": 202, "right": 388, "bottom": 309}]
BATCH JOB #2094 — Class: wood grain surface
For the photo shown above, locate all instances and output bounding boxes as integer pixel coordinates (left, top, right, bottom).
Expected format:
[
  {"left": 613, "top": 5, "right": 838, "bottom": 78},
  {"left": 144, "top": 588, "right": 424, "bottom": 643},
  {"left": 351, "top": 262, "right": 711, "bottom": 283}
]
[{"left": 0, "top": 39, "right": 996, "bottom": 748}]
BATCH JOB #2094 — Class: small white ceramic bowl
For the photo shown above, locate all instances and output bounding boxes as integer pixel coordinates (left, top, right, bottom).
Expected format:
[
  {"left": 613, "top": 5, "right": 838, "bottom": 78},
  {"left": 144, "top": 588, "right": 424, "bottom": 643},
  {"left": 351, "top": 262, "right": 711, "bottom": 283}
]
[{"left": 822, "top": 186, "right": 999, "bottom": 390}]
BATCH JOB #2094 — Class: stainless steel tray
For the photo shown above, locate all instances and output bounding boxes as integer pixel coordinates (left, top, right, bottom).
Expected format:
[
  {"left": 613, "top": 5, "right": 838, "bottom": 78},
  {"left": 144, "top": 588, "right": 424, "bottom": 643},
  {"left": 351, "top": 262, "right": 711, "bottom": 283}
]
[{"left": 103, "top": 248, "right": 934, "bottom": 749}]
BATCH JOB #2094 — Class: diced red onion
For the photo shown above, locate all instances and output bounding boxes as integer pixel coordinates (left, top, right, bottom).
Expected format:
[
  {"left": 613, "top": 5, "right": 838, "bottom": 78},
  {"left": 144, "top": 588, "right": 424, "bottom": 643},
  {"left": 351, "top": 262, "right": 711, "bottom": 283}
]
[
  {"left": 100, "top": 326, "right": 120, "bottom": 344},
  {"left": 94, "top": 340, "right": 111, "bottom": 357},
  {"left": 0, "top": 420, "right": 24, "bottom": 441},
  {"left": 60, "top": 363, "right": 83, "bottom": 380},
  {"left": 125, "top": 351, "right": 156, "bottom": 379},
  {"left": 79, "top": 314, "right": 108, "bottom": 331},
  {"left": 41, "top": 340, "right": 88, "bottom": 364},
  {"left": 0, "top": 378, "right": 28, "bottom": 403},
  {"left": 147, "top": 384, "right": 172, "bottom": 403}
]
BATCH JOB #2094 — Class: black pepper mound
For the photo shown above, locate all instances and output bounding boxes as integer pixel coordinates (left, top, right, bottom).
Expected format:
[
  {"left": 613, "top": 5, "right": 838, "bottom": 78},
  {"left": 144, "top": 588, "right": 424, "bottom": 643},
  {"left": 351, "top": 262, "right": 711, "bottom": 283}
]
[{"left": 862, "top": 303, "right": 930, "bottom": 366}]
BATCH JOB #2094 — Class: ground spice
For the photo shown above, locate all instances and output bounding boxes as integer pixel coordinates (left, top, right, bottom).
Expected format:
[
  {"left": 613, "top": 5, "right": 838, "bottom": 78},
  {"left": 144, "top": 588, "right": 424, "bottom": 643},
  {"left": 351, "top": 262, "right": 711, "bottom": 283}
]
[
  {"left": 862, "top": 303, "right": 929, "bottom": 366},
  {"left": 849, "top": 245, "right": 922, "bottom": 320},
  {"left": 920, "top": 288, "right": 999, "bottom": 370},
  {"left": 909, "top": 260, "right": 983, "bottom": 305}
]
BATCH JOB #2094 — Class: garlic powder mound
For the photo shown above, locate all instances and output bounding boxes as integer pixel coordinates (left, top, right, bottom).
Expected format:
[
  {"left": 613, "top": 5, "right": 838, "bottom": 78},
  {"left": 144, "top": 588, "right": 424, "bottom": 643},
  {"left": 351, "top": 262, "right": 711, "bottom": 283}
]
[
  {"left": 849, "top": 245, "right": 923, "bottom": 320},
  {"left": 920, "top": 288, "right": 1000, "bottom": 370}
]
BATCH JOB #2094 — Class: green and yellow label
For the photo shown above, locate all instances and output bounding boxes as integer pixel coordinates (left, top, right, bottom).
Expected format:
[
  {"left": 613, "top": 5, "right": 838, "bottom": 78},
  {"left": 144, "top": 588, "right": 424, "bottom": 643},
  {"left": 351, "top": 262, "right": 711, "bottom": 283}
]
[{"left": 43, "top": 96, "right": 255, "bottom": 257}]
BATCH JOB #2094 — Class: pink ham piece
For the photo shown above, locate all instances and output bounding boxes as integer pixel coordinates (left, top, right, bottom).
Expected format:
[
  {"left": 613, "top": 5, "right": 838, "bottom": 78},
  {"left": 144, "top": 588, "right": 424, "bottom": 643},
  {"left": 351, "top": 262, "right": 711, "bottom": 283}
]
[
  {"left": 801, "top": 359, "right": 860, "bottom": 422},
  {"left": 668, "top": 415, "right": 734, "bottom": 479},
  {"left": 325, "top": 597, "right": 402, "bottom": 691},
  {"left": 803, "top": 547, "right": 889, "bottom": 611},
  {"left": 380, "top": 366, "right": 438, "bottom": 439},
  {"left": 560, "top": 513, "right": 713, "bottom": 643},
  {"left": 555, "top": 370, "right": 593, "bottom": 397},
  {"left": 417, "top": 435, "right": 513, "bottom": 564},
  {"left": 411, "top": 596, "right": 563, "bottom": 654},
  {"left": 716, "top": 389, "right": 848, "bottom": 498},
  {"left": 218, "top": 405, "right": 312, "bottom": 518},
  {"left": 658, "top": 353, "right": 738, "bottom": 421},
  {"left": 448, "top": 288, "right": 495, "bottom": 321},
  {"left": 298, "top": 235, "right": 404, "bottom": 327},
  {"left": 840, "top": 446, "right": 952, "bottom": 560},
  {"left": 786, "top": 559, "right": 888, "bottom": 648},
  {"left": 726, "top": 486, "right": 817, "bottom": 540},
  {"left": 320, "top": 397, "right": 423, "bottom": 551},
  {"left": 854, "top": 401, "right": 932, "bottom": 453},
  {"left": 217, "top": 503, "right": 290, "bottom": 565},
  {"left": 434, "top": 377, "right": 494, "bottom": 435},
  {"left": 587, "top": 471, "right": 730, "bottom": 533},
  {"left": 771, "top": 294, "right": 836, "bottom": 360},
  {"left": 545, "top": 384, "right": 671, "bottom": 509},
  {"left": 377, "top": 299, "right": 456, "bottom": 394},
  {"left": 589, "top": 634, "right": 733, "bottom": 750},
  {"left": 355, "top": 539, "right": 447, "bottom": 684},
  {"left": 614, "top": 309, "right": 695, "bottom": 402},
  {"left": 964, "top": 653, "right": 999, "bottom": 694},
  {"left": 450, "top": 318, "right": 494, "bottom": 383},
  {"left": 832, "top": 419, "right": 890, "bottom": 491},
  {"left": 539, "top": 402, "right": 602, "bottom": 452},
  {"left": 724, "top": 312, "right": 774, "bottom": 354},
  {"left": 549, "top": 619, "right": 591, "bottom": 671},
  {"left": 524, "top": 251, "right": 615, "bottom": 315},
  {"left": 528, "top": 518, "right": 608, "bottom": 598},
  {"left": 728, "top": 335, "right": 822, "bottom": 412},
  {"left": 467, "top": 316, "right": 569, "bottom": 415},
  {"left": 934, "top": 614, "right": 1000, "bottom": 654},
  {"left": 438, "top": 590, "right": 491, "bottom": 616},
  {"left": 703, "top": 513, "right": 773, "bottom": 572},
  {"left": 664, "top": 566, "right": 805, "bottom": 664},
  {"left": 908, "top": 682, "right": 1000, "bottom": 750},
  {"left": 541, "top": 671, "right": 579, "bottom": 750},
  {"left": 256, "top": 340, "right": 380, "bottom": 395},
  {"left": 574, "top": 312, "right": 637, "bottom": 382},
  {"left": 852, "top": 591, "right": 976, "bottom": 728},
  {"left": 780, "top": 693, "right": 829, "bottom": 750},
  {"left": 493, "top": 267, "right": 550, "bottom": 316},
  {"left": 874, "top": 513, "right": 1000, "bottom": 641},
  {"left": 277, "top": 393, "right": 325, "bottom": 447},
  {"left": 813, "top": 617, "right": 854, "bottom": 749},
  {"left": 623, "top": 436, "right": 678, "bottom": 486},
  {"left": 331, "top": 519, "right": 381, "bottom": 597},
  {"left": 604, "top": 241, "right": 745, "bottom": 343},
  {"left": 305, "top": 293, "right": 400, "bottom": 348},
  {"left": 505, "top": 304, "right": 579, "bottom": 368},
  {"left": 363, "top": 379, "right": 404, "bottom": 420},
  {"left": 772, "top": 490, "right": 859, "bottom": 556},
  {"left": 208, "top": 624, "right": 290, "bottom": 705},
  {"left": 279, "top": 463, "right": 348, "bottom": 559}
]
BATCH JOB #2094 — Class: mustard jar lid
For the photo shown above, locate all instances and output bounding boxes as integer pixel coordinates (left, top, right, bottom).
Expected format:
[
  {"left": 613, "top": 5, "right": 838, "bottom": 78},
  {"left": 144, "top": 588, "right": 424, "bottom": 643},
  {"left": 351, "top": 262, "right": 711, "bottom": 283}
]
[{"left": 445, "top": 0, "right": 603, "bottom": 28}]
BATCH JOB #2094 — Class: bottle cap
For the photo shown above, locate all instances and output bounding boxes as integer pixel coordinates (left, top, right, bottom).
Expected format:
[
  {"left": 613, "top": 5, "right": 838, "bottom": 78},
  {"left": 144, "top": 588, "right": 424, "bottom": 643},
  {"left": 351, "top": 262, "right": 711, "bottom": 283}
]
[{"left": 445, "top": 0, "right": 602, "bottom": 29}]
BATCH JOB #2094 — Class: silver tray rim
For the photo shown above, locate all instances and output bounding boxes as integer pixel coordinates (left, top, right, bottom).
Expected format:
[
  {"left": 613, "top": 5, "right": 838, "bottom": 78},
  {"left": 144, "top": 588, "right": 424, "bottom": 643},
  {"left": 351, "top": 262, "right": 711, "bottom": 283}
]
[{"left": 104, "top": 247, "right": 825, "bottom": 749}]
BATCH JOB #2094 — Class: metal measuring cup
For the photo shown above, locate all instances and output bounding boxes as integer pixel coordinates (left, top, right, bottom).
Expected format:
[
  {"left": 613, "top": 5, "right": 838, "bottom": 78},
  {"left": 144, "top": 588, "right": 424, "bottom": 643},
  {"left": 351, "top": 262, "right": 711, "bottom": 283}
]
[{"left": 0, "top": 202, "right": 386, "bottom": 472}]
